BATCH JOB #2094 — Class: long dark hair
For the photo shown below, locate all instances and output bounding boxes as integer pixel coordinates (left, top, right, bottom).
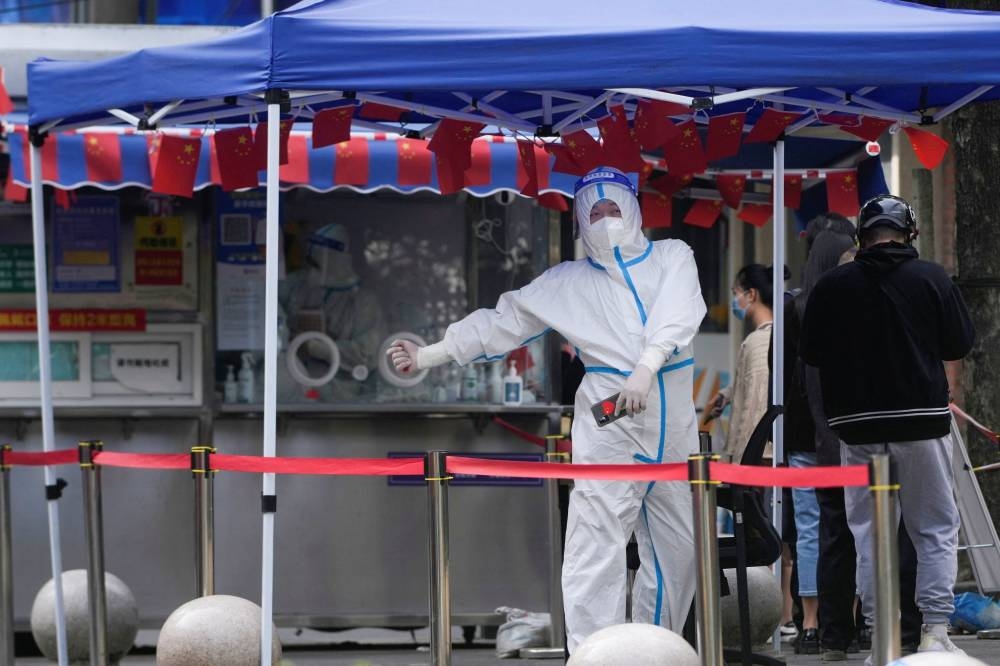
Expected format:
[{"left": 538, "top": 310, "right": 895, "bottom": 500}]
[
  {"left": 795, "top": 231, "right": 857, "bottom": 319},
  {"left": 735, "top": 263, "right": 790, "bottom": 310}
]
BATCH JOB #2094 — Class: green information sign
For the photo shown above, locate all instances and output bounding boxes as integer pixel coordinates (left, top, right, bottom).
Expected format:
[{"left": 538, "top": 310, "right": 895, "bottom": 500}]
[{"left": 0, "top": 245, "right": 35, "bottom": 293}]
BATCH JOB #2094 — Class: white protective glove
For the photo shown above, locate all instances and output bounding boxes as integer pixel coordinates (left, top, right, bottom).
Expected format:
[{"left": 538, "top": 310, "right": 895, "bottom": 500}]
[
  {"left": 615, "top": 364, "right": 654, "bottom": 417},
  {"left": 386, "top": 339, "right": 450, "bottom": 373}
]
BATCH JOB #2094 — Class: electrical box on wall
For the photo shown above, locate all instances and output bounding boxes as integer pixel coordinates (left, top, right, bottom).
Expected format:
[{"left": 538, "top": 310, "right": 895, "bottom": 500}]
[{"left": 0, "top": 323, "right": 202, "bottom": 407}]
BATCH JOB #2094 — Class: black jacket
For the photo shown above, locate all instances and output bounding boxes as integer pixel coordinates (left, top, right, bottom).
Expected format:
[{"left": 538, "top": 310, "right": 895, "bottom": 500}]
[{"left": 800, "top": 242, "right": 975, "bottom": 445}]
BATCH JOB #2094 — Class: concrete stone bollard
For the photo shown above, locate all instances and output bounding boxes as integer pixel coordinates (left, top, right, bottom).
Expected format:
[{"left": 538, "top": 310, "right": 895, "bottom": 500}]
[
  {"left": 30, "top": 569, "right": 139, "bottom": 665},
  {"left": 567, "top": 623, "right": 699, "bottom": 666},
  {"left": 720, "top": 566, "right": 783, "bottom": 647},
  {"left": 889, "top": 653, "right": 988, "bottom": 665},
  {"left": 157, "top": 594, "right": 282, "bottom": 665}
]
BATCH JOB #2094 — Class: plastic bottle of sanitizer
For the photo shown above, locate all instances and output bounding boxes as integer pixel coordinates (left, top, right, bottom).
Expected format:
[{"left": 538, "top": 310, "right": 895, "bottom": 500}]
[
  {"left": 223, "top": 365, "right": 238, "bottom": 404},
  {"left": 238, "top": 352, "right": 255, "bottom": 403},
  {"left": 503, "top": 360, "right": 523, "bottom": 406}
]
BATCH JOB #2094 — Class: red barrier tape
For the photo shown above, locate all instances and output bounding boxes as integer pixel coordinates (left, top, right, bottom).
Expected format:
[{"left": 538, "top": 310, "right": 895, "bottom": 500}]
[
  {"left": 448, "top": 456, "right": 688, "bottom": 481},
  {"left": 951, "top": 403, "right": 1000, "bottom": 445},
  {"left": 4, "top": 449, "right": 78, "bottom": 466},
  {"left": 710, "top": 462, "right": 869, "bottom": 488},
  {"left": 93, "top": 451, "right": 189, "bottom": 471},
  {"left": 211, "top": 454, "right": 425, "bottom": 476},
  {"left": 492, "top": 416, "right": 571, "bottom": 453}
]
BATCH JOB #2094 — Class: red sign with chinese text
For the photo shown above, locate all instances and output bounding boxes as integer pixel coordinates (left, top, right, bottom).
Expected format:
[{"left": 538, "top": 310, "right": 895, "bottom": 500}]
[{"left": 0, "top": 309, "right": 146, "bottom": 332}]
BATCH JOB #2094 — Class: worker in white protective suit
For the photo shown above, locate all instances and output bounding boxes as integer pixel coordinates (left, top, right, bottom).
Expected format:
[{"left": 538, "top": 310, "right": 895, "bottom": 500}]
[
  {"left": 281, "top": 222, "right": 385, "bottom": 399},
  {"left": 388, "top": 166, "right": 707, "bottom": 652}
]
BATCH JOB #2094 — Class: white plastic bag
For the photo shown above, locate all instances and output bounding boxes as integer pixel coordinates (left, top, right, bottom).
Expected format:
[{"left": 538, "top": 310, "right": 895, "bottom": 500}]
[{"left": 494, "top": 606, "right": 552, "bottom": 658}]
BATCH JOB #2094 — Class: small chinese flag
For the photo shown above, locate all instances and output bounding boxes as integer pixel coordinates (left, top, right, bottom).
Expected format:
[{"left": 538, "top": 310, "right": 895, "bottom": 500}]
[
  {"left": 683, "top": 199, "right": 723, "bottom": 229},
  {"left": 333, "top": 137, "right": 369, "bottom": 185},
  {"left": 826, "top": 170, "right": 859, "bottom": 217},
  {"left": 151, "top": 134, "right": 201, "bottom": 198},
  {"left": 662, "top": 120, "right": 707, "bottom": 175},
  {"left": 538, "top": 192, "right": 569, "bottom": 212},
  {"left": 903, "top": 126, "right": 949, "bottom": 170},
  {"left": 715, "top": 174, "right": 746, "bottom": 209},
  {"left": 0, "top": 67, "right": 13, "bottom": 116},
  {"left": 632, "top": 99, "right": 683, "bottom": 151},
  {"left": 82, "top": 133, "right": 122, "bottom": 182},
  {"left": 744, "top": 109, "right": 804, "bottom": 144},
  {"left": 436, "top": 157, "right": 466, "bottom": 195},
  {"left": 427, "top": 118, "right": 484, "bottom": 171},
  {"left": 279, "top": 134, "right": 310, "bottom": 184},
  {"left": 648, "top": 172, "right": 693, "bottom": 197},
  {"left": 253, "top": 120, "right": 293, "bottom": 169},
  {"left": 738, "top": 203, "right": 772, "bottom": 228},
  {"left": 818, "top": 112, "right": 860, "bottom": 127},
  {"left": 706, "top": 112, "right": 746, "bottom": 161},
  {"left": 359, "top": 102, "right": 405, "bottom": 121},
  {"left": 839, "top": 116, "right": 894, "bottom": 143},
  {"left": 464, "top": 140, "right": 492, "bottom": 187},
  {"left": 641, "top": 192, "right": 673, "bottom": 228},
  {"left": 517, "top": 140, "right": 541, "bottom": 198},
  {"left": 597, "top": 106, "right": 644, "bottom": 172},
  {"left": 638, "top": 161, "right": 656, "bottom": 189},
  {"left": 312, "top": 106, "right": 355, "bottom": 149},
  {"left": 4, "top": 167, "right": 28, "bottom": 202},
  {"left": 785, "top": 174, "right": 803, "bottom": 209},
  {"left": 560, "top": 129, "right": 604, "bottom": 173},
  {"left": 146, "top": 133, "right": 162, "bottom": 179},
  {"left": 213, "top": 127, "right": 258, "bottom": 191},
  {"left": 397, "top": 138, "right": 433, "bottom": 185},
  {"left": 547, "top": 142, "right": 586, "bottom": 176}
]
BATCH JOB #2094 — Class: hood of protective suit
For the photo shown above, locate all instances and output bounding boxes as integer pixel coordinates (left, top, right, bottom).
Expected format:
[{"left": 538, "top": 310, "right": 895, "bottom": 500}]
[
  {"left": 307, "top": 222, "right": 359, "bottom": 289},
  {"left": 574, "top": 167, "right": 648, "bottom": 268}
]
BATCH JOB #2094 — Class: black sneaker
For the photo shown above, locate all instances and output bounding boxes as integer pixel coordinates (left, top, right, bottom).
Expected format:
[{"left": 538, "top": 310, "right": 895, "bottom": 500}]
[{"left": 795, "top": 628, "right": 821, "bottom": 654}]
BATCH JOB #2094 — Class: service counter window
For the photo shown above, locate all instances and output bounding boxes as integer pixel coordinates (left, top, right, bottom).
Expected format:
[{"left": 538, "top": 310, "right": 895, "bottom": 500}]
[{"left": 213, "top": 189, "right": 555, "bottom": 408}]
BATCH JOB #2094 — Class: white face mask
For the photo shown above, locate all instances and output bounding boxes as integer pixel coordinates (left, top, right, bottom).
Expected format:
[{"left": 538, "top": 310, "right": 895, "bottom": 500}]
[{"left": 585, "top": 215, "right": 627, "bottom": 253}]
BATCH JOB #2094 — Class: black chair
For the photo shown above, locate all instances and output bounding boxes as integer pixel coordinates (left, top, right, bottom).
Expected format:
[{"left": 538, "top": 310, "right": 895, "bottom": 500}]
[{"left": 714, "top": 405, "right": 784, "bottom": 666}]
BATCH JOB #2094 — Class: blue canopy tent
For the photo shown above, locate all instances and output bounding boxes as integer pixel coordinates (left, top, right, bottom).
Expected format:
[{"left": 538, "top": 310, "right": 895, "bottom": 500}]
[{"left": 20, "top": 1, "right": 1000, "bottom": 664}]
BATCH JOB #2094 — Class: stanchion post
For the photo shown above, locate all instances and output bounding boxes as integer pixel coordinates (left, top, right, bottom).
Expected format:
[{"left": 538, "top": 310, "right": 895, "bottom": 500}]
[
  {"left": 190, "top": 446, "right": 216, "bottom": 597},
  {"left": 689, "top": 453, "right": 723, "bottom": 666},
  {"left": 0, "top": 445, "right": 14, "bottom": 666},
  {"left": 425, "top": 451, "right": 451, "bottom": 666},
  {"left": 870, "top": 453, "right": 901, "bottom": 666},
  {"left": 545, "top": 435, "right": 566, "bottom": 650},
  {"left": 78, "top": 441, "right": 108, "bottom": 666}
]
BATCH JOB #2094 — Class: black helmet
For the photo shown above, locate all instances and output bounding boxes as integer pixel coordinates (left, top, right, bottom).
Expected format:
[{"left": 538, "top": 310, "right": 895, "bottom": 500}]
[{"left": 858, "top": 195, "right": 917, "bottom": 237}]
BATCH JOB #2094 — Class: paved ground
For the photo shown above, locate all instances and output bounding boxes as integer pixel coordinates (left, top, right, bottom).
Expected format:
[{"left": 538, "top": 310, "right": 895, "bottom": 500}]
[{"left": 13, "top": 631, "right": 1000, "bottom": 664}]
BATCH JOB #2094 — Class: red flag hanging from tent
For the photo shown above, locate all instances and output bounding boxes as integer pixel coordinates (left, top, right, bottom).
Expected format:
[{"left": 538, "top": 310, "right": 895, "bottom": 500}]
[
  {"left": 517, "top": 140, "right": 541, "bottom": 198},
  {"left": 706, "top": 112, "right": 746, "bottom": 161},
  {"left": 213, "top": 127, "right": 258, "bottom": 191},
  {"left": 333, "top": 137, "right": 369, "bottom": 185},
  {"left": 662, "top": 120, "right": 707, "bottom": 175},
  {"left": 903, "top": 126, "right": 949, "bottom": 170},
  {"left": 53, "top": 188, "right": 74, "bottom": 209},
  {"left": 839, "top": 116, "right": 894, "bottom": 143},
  {"left": 312, "top": 106, "right": 355, "bottom": 149},
  {"left": 638, "top": 161, "right": 656, "bottom": 189},
  {"left": 359, "top": 102, "right": 405, "bottom": 121},
  {"left": 0, "top": 67, "right": 14, "bottom": 116},
  {"left": 253, "top": 120, "right": 292, "bottom": 169},
  {"left": 744, "top": 109, "right": 803, "bottom": 144},
  {"left": 547, "top": 142, "right": 586, "bottom": 176},
  {"left": 151, "top": 134, "right": 201, "bottom": 198},
  {"left": 785, "top": 174, "right": 803, "bottom": 209},
  {"left": 280, "top": 134, "right": 310, "bottom": 183},
  {"left": 597, "top": 106, "right": 644, "bottom": 172},
  {"left": 82, "top": 133, "right": 122, "bottom": 182},
  {"left": 436, "top": 158, "right": 466, "bottom": 195},
  {"left": 397, "top": 138, "right": 433, "bottom": 185},
  {"left": 684, "top": 199, "right": 724, "bottom": 228},
  {"left": 649, "top": 172, "right": 693, "bottom": 197},
  {"left": 738, "top": 203, "right": 772, "bottom": 227},
  {"left": 715, "top": 174, "right": 746, "bottom": 209},
  {"left": 641, "top": 192, "right": 672, "bottom": 228},
  {"left": 826, "top": 170, "right": 859, "bottom": 217},
  {"left": 632, "top": 99, "right": 684, "bottom": 151},
  {"left": 464, "top": 141, "right": 492, "bottom": 187},
  {"left": 146, "top": 133, "right": 162, "bottom": 179},
  {"left": 538, "top": 192, "right": 569, "bottom": 212},
  {"left": 427, "top": 119, "right": 484, "bottom": 171},
  {"left": 560, "top": 129, "right": 604, "bottom": 173}
]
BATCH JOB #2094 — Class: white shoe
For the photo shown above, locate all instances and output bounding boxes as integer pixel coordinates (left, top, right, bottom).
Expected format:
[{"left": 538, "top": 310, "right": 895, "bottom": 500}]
[
  {"left": 863, "top": 655, "right": 874, "bottom": 666},
  {"left": 918, "top": 623, "right": 966, "bottom": 654}
]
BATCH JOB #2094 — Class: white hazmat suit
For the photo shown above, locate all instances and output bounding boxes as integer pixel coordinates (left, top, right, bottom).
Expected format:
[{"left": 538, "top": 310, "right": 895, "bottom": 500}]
[{"left": 390, "top": 167, "right": 706, "bottom": 651}]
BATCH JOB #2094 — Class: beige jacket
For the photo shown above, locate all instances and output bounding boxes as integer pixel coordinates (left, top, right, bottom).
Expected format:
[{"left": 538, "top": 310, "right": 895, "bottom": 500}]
[{"left": 721, "top": 321, "right": 773, "bottom": 462}]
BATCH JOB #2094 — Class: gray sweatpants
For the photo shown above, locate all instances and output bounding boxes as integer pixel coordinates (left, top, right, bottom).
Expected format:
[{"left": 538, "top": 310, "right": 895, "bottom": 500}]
[{"left": 841, "top": 437, "right": 960, "bottom": 626}]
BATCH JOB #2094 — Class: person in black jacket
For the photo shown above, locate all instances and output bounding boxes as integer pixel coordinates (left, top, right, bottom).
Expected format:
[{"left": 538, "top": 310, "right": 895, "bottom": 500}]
[{"left": 800, "top": 195, "right": 975, "bottom": 662}]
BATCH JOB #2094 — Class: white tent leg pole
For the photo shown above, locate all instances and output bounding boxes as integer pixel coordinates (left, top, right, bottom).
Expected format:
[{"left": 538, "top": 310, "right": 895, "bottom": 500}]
[
  {"left": 29, "top": 141, "right": 69, "bottom": 666},
  {"left": 260, "top": 101, "right": 280, "bottom": 666},
  {"left": 770, "top": 138, "right": 786, "bottom": 655}
]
